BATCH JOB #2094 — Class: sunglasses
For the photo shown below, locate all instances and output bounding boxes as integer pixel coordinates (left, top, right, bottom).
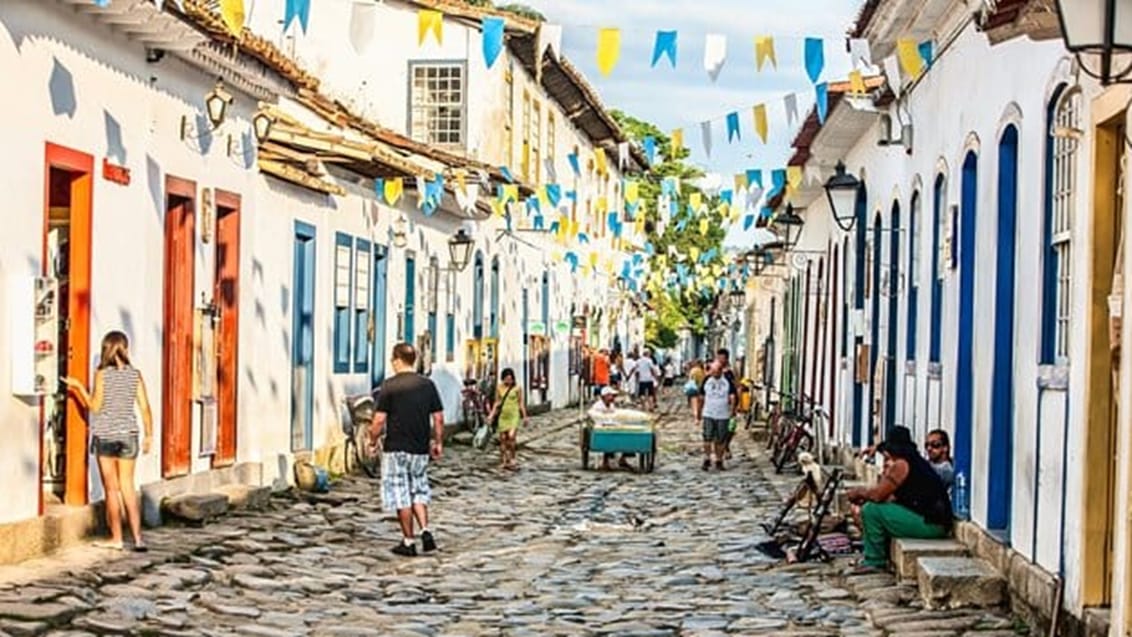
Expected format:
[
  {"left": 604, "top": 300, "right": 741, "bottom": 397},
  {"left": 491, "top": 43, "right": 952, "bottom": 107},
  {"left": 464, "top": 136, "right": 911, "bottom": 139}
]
[{"left": 925, "top": 441, "right": 946, "bottom": 449}]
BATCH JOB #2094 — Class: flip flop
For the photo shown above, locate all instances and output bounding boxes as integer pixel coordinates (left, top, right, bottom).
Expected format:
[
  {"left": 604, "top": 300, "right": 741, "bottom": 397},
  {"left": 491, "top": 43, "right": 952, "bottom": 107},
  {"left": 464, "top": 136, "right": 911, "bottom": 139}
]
[
  {"left": 132, "top": 542, "right": 149, "bottom": 553},
  {"left": 93, "top": 540, "right": 123, "bottom": 550}
]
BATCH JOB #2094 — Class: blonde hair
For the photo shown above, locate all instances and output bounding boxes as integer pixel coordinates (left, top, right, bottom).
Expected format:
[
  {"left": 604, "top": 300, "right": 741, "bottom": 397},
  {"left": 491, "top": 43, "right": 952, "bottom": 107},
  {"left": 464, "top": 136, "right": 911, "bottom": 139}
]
[{"left": 97, "top": 331, "right": 132, "bottom": 370}]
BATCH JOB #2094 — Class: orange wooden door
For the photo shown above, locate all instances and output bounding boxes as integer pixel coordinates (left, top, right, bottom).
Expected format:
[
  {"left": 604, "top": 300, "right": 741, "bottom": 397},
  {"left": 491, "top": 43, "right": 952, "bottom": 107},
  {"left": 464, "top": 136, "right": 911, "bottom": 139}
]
[
  {"left": 162, "top": 177, "right": 195, "bottom": 478},
  {"left": 43, "top": 143, "right": 93, "bottom": 508},
  {"left": 212, "top": 191, "right": 240, "bottom": 467}
]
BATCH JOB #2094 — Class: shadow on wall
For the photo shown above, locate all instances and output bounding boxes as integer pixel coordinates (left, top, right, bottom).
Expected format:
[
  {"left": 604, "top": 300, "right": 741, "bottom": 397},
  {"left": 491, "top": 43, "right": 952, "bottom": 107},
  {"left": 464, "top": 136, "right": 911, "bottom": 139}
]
[
  {"left": 146, "top": 155, "right": 163, "bottom": 221},
  {"left": 49, "top": 57, "right": 76, "bottom": 118},
  {"left": 103, "top": 109, "right": 126, "bottom": 164}
]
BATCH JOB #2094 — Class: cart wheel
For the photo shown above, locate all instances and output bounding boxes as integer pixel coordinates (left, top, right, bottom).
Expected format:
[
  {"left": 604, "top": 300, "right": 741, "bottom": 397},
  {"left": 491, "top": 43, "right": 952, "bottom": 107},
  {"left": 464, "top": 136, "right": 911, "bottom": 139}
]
[
  {"left": 648, "top": 438, "right": 658, "bottom": 473},
  {"left": 580, "top": 428, "right": 590, "bottom": 470},
  {"left": 638, "top": 452, "right": 648, "bottom": 473}
]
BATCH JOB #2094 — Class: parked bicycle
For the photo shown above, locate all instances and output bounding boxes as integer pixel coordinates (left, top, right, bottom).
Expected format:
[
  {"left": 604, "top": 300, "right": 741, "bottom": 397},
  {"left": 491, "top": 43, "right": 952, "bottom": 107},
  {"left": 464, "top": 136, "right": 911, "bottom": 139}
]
[{"left": 341, "top": 388, "right": 382, "bottom": 478}]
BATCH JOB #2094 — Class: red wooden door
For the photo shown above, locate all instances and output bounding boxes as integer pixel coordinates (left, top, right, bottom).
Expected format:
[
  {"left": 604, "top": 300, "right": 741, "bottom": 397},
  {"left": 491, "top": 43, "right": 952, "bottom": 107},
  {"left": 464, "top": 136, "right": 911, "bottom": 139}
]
[
  {"left": 212, "top": 191, "right": 240, "bottom": 467},
  {"left": 162, "top": 177, "right": 195, "bottom": 478},
  {"left": 43, "top": 143, "right": 93, "bottom": 508}
]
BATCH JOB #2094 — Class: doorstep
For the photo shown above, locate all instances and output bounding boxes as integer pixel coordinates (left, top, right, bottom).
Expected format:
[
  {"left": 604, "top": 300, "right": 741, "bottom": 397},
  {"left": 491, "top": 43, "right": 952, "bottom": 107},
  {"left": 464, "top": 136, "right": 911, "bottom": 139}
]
[
  {"left": 139, "top": 462, "right": 263, "bottom": 528},
  {"left": 0, "top": 504, "right": 101, "bottom": 567}
]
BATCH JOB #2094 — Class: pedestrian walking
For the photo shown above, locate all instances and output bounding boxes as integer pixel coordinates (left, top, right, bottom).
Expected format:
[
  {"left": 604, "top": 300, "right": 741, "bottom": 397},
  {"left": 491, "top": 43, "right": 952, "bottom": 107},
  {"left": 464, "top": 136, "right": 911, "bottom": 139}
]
[
  {"left": 63, "top": 330, "right": 154, "bottom": 552},
  {"left": 628, "top": 348, "right": 661, "bottom": 412},
  {"left": 715, "top": 348, "right": 739, "bottom": 459},
  {"left": 369, "top": 343, "right": 444, "bottom": 557},
  {"left": 685, "top": 359, "right": 706, "bottom": 422},
  {"left": 699, "top": 361, "right": 736, "bottom": 471},
  {"left": 485, "top": 368, "right": 528, "bottom": 471},
  {"left": 591, "top": 349, "right": 611, "bottom": 397}
]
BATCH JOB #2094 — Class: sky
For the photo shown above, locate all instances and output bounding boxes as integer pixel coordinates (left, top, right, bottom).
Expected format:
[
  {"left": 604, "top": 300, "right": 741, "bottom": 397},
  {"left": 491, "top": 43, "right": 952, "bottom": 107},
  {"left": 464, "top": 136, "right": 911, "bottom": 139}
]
[{"left": 521, "top": 0, "right": 863, "bottom": 178}]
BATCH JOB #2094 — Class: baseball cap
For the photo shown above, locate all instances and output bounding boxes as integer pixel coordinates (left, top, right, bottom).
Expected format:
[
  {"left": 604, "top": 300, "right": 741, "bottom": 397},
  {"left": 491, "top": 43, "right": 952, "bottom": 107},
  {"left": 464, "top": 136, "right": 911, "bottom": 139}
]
[{"left": 600, "top": 386, "right": 617, "bottom": 397}]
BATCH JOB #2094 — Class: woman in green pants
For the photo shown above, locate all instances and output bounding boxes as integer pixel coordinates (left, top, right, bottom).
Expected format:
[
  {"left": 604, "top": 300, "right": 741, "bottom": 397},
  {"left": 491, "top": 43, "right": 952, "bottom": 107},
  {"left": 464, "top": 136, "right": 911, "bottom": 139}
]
[{"left": 846, "top": 426, "right": 953, "bottom": 571}]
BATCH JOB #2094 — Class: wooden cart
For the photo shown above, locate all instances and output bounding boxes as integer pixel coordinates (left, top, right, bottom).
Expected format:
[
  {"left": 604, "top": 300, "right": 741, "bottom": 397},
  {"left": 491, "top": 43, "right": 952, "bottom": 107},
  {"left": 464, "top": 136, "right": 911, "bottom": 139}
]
[{"left": 580, "top": 411, "right": 657, "bottom": 473}]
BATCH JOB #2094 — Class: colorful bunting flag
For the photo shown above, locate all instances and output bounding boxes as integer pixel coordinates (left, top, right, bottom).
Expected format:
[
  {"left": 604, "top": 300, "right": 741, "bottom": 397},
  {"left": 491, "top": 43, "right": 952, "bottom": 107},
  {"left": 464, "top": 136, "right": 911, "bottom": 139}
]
[
  {"left": 539, "top": 24, "right": 562, "bottom": 60},
  {"left": 804, "top": 37, "right": 824, "bottom": 84},
  {"left": 849, "top": 38, "right": 873, "bottom": 69},
  {"left": 704, "top": 34, "right": 727, "bottom": 82},
  {"left": 918, "top": 40, "right": 934, "bottom": 67},
  {"left": 784, "top": 93, "right": 799, "bottom": 126},
  {"left": 849, "top": 70, "right": 866, "bottom": 95},
  {"left": 418, "top": 9, "right": 443, "bottom": 46},
  {"left": 700, "top": 121, "right": 713, "bottom": 158},
  {"left": 816, "top": 82, "right": 829, "bottom": 123},
  {"left": 594, "top": 148, "right": 608, "bottom": 175},
  {"left": 482, "top": 17, "right": 505, "bottom": 68},
  {"left": 596, "top": 28, "right": 621, "bottom": 76},
  {"left": 670, "top": 129, "right": 684, "bottom": 157},
  {"left": 747, "top": 169, "right": 762, "bottom": 189},
  {"left": 625, "top": 181, "right": 640, "bottom": 204},
  {"left": 755, "top": 36, "right": 777, "bottom": 71},
  {"left": 883, "top": 55, "right": 902, "bottom": 96},
  {"left": 219, "top": 0, "right": 245, "bottom": 36},
  {"left": 689, "top": 192, "right": 703, "bottom": 211},
  {"left": 383, "top": 178, "right": 404, "bottom": 206},
  {"left": 568, "top": 152, "right": 580, "bottom": 176},
  {"left": 897, "top": 38, "right": 924, "bottom": 80},
  {"left": 786, "top": 166, "right": 803, "bottom": 191},
  {"left": 752, "top": 104, "right": 768, "bottom": 143},
  {"left": 643, "top": 136, "right": 657, "bottom": 164},
  {"left": 726, "top": 112, "right": 741, "bottom": 142},
  {"left": 284, "top": 0, "right": 310, "bottom": 33},
  {"left": 652, "top": 30, "right": 678, "bottom": 68},
  {"left": 618, "top": 142, "right": 629, "bottom": 170}
]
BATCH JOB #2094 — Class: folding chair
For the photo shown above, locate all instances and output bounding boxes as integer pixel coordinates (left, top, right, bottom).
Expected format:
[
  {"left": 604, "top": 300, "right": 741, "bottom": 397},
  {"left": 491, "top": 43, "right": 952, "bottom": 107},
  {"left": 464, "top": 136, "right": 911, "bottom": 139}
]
[{"left": 760, "top": 470, "right": 822, "bottom": 536}]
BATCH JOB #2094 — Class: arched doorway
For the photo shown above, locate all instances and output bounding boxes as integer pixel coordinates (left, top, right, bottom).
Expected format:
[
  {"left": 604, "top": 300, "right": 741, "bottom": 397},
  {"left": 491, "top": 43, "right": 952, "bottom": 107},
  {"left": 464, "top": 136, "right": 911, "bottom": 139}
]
[
  {"left": 869, "top": 212, "right": 882, "bottom": 445},
  {"left": 987, "top": 125, "right": 1019, "bottom": 533},
  {"left": 886, "top": 200, "right": 901, "bottom": 434},
  {"left": 955, "top": 150, "right": 979, "bottom": 506}
]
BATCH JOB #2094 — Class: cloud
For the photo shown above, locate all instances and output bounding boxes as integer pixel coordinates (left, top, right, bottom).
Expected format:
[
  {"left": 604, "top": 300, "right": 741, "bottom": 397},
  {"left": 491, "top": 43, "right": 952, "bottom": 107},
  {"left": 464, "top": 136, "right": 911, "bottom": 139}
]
[{"left": 522, "top": 0, "right": 862, "bottom": 174}]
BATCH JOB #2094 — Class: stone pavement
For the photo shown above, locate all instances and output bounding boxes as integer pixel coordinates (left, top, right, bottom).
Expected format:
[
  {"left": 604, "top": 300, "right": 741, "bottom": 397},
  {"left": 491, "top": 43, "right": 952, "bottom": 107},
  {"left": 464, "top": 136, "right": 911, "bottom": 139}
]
[{"left": 0, "top": 393, "right": 1027, "bottom": 636}]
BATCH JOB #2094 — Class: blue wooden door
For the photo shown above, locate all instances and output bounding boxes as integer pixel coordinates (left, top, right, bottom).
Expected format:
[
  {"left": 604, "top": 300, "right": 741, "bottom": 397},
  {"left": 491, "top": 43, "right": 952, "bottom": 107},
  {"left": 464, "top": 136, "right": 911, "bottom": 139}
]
[
  {"left": 371, "top": 246, "right": 389, "bottom": 386},
  {"left": 988, "top": 126, "right": 1019, "bottom": 533},
  {"left": 955, "top": 152, "right": 979, "bottom": 492},
  {"left": 404, "top": 254, "right": 416, "bottom": 345},
  {"left": 291, "top": 222, "right": 316, "bottom": 451},
  {"left": 885, "top": 202, "right": 901, "bottom": 433}
]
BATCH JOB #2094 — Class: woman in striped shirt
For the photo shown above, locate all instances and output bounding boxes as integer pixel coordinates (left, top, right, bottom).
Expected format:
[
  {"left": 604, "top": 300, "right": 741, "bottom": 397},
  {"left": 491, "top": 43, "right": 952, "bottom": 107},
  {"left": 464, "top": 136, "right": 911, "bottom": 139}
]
[{"left": 64, "top": 330, "right": 153, "bottom": 552}]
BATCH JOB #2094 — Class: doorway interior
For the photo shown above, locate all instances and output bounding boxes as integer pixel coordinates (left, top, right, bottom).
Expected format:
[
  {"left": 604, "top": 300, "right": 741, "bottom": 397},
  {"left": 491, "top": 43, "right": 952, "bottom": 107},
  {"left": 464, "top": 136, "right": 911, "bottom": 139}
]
[
  {"left": 41, "top": 143, "right": 93, "bottom": 510},
  {"left": 212, "top": 191, "right": 240, "bottom": 468}
]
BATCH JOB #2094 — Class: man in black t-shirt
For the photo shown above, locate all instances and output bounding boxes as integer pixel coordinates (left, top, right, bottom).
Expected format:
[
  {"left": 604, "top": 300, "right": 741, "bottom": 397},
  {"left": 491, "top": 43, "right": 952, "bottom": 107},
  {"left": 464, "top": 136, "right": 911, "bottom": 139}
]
[{"left": 369, "top": 343, "right": 445, "bottom": 557}]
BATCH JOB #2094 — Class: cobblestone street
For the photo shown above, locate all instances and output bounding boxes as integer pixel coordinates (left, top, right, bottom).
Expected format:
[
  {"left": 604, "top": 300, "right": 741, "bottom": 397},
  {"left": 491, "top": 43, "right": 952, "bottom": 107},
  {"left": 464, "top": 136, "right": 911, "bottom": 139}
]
[{"left": 0, "top": 397, "right": 1026, "bottom": 637}]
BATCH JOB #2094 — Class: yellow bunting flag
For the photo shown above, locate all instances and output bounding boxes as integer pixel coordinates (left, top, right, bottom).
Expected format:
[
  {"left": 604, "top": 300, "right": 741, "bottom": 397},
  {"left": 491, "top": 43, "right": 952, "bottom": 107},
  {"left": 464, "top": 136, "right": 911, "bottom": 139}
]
[
  {"left": 594, "top": 148, "right": 608, "bottom": 175},
  {"left": 596, "top": 28, "right": 621, "bottom": 76},
  {"left": 219, "top": 0, "right": 245, "bottom": 36},
  {"left": 699, "top": 218, "right": 710, "bottom": 236},
  {"left": 625, "top": 181, "right": 640, "bottom": 204},
  {"left": 787, "top": 166, "right": 803, "bottom": 190},
  {"left": 537, "top": 186, "right": 551, "bottom": 210},
  {"left": 671, "top": 128, "right": 684, "bottom": 156},
  {"left": 755, "top": 36, "right": 777, "bottom": 71},
  {"left": 383, "top": 178, "right": 404, "bottom": 206},
  {"left": 689, "top": 192, "right": 703, "bottom": 211},
  {"left": 689, "top": 246, "right": 701, "bottom": 262},
  {"left": 589, "top": 252, "right": 600, "bottom": 269},
  {"left": 896, "top": 38, "right": 924, "bottom": 80},
  {"left": 454, "top": 170, "right": 467, "bottom": 195},
  {"left": 849, "top": 69, "right": 867, "bottom": 95},
  {"left": 418, "top": 10, "right": 443, "bottom": 46},
  {"left": 753, "top": 104, "right": 768, "bottom": 143},
  {"left": 734, "top": 173, "right": 749, "bottom": 191},
  {"left": 502, "top": 184, "right": 519, "bottom": 203},
  {"left": 603, "top": 259, "right": 615, "bottom": 275},
  {"left": 491, "top": 200, "right": 505, "bottom": 217},
  {"left": 596, "top": 196, "right": 608, "bottom": 216}
]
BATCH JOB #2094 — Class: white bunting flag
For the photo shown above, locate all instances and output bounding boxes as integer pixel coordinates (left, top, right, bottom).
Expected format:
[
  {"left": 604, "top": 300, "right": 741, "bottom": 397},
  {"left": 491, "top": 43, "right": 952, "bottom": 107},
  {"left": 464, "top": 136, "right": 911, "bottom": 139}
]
[
  {"left": 415, "top": 176, "right": 428, "bottom": 208},
  {"left": 849, "top": 38, "right": 873, "bottom": 70},
  {"left": 805, "top": 165, "right": 823, "bottom": 186},
  {"left": 476, "top": 169, "right": 491, "bottom": 190},
  {"left": 883, "top": 55, "right": 903, "bottom": 96},
  {"left": 746, "top": 186, "right": 764, "bottom": 208},
  {"left": 618, "top": 142, "right": 629, "bottom": 170},
  {"left": 784, "top": 93, "right": 799, "bottom": 126},
  {"left": 704, "top": 34, "right": 728, "bottom": 82},
  {"left": 456, "top": 183, "right": 480, "bottom": 212},
  {"left": 544, "top": 158, "right": 557, "bottom": 183},
  {"left": 700, "top": 121, "right": 713, "bottom": 158},
  {"left": 349, "top": 2, "right": 378, "bottom": 54},
  {"left": 539, "top": 23, "right": 563, "bottom": 60}
]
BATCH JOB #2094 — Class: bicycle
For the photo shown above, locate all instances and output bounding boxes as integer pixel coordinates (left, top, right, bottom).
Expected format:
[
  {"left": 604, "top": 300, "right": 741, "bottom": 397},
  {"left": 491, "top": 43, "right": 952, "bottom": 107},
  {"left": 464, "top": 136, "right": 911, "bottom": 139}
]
[{"left": 341, "top": 389, "right": 382, "bottom": 478}]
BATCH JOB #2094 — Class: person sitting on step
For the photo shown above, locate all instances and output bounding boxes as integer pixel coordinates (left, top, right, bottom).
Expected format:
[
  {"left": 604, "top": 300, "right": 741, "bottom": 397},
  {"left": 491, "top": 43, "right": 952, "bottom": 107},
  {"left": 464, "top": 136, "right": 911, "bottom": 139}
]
[{"left": 845, "top": 426, "right": 953, "bottom": 572}]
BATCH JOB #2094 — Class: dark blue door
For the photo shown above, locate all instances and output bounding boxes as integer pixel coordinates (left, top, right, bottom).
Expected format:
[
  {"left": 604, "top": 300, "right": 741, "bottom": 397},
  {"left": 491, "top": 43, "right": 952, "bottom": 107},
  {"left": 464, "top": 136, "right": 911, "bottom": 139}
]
[
  {"left": 886, "top": 202, "right": 900, "bottom": 432},
  {"left": 852, "top": 185, "right": 868, "bottom": 447},
  {"left": 371, "top": 246, "right": 389, "bottom": 386},
  {"left": 869, "top": 214, "right": 882, "bottom": 444},
  {"left": 988, "top": 126, "right": 1019, "bottom": 533},
  {"left": 404, "top": 254, "right": 416, "bottom": 344},
  {"left": 955, "top": 151, "right": 978, "bottom": 490},
  {"left": 522, "top": 288, "right": 530, "bottom": 394},
  {"left": 291, "top": 222, "right": 316, "bottom": 451}
]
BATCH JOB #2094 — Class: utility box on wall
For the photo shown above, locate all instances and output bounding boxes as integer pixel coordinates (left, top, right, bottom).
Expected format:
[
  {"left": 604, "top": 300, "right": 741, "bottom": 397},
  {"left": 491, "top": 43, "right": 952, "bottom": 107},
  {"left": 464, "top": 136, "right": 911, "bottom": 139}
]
[{"left": 8, "top": 275, "right": 60, "bottom": 397}]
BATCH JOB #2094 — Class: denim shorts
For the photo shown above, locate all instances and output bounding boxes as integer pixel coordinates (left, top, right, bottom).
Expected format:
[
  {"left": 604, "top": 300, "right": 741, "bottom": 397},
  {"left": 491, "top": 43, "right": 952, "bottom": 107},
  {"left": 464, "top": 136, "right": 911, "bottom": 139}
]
[{"left": 92, "top": 436, "right": 139, "bottom": 459}]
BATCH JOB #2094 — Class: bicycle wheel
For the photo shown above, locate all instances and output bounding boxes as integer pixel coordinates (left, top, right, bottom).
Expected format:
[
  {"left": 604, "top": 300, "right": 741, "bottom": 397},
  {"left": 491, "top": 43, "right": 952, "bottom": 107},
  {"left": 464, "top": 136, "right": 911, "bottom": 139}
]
[
  {"left": 353, "top": 427, "right": 381, "bottom": 478},
  {"left": 343, "top": 438, "right": 358, "bottom": 475}
]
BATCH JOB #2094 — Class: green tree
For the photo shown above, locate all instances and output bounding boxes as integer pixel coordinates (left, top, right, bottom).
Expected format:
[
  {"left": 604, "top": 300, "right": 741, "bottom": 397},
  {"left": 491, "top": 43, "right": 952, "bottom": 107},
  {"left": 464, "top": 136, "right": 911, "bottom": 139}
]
[{"left": 611, "top": 110, "right": 731, "bottom": 340}]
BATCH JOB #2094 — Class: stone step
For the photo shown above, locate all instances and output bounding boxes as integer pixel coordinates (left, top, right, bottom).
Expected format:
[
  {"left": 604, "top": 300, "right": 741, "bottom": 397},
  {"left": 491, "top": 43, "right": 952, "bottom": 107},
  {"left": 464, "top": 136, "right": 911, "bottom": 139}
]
[
  {"left": 891, "top": 538, "right": 968, "bottom": 580},
  {"left": 214, "top": 484, "right": 271, "bottom": 511},
  {"left": 917, "top": 556, "right": 1006, "bottom": 610},
  {"left": 161, "top": 493, "right": 230, "bottom": 524}
]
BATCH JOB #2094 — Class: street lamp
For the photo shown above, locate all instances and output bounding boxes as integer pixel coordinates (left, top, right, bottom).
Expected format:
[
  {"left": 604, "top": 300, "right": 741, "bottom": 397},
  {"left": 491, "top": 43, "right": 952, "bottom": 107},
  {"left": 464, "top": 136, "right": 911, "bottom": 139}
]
[
  {"left": 180, "top": 80, "right": 234, "bottom": 141},
  {"left": 1055, "top": 0, "right": 1132, "bottom": 85},
  {"left": 773, "top": 203, "right": 805, "bottom": 248},
  {"left": 392, "top": 214, "right": 409, "bottom": 249},
  {"left": 447, "top": 228, "right": 475, "bottom": 272},
  {"left": 823, "top": 161, "right": 861, "bottom": 232},
  {"left": 252, "top": 111, "right": 275, "bottom": 144},
  {"left": 728, "top": 285, "right": 745, "bottom": 307}
]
